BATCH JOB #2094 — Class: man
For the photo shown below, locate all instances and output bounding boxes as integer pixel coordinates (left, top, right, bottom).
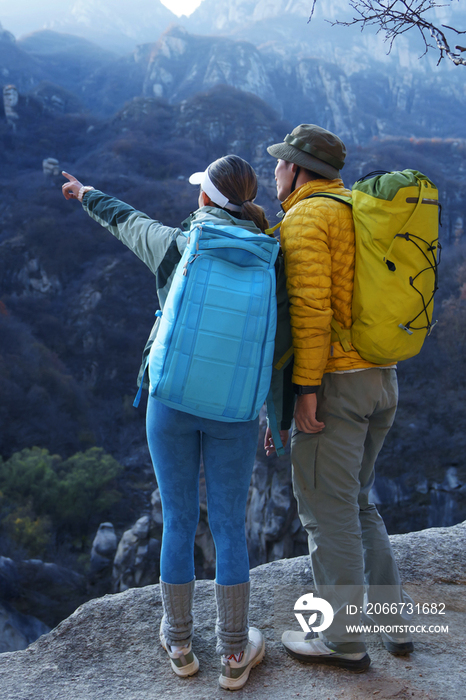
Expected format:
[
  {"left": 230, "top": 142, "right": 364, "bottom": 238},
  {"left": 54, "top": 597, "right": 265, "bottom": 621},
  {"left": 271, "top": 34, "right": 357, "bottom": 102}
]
[{"left": 266, "top": 124, "right": 413, "bottom": 672}]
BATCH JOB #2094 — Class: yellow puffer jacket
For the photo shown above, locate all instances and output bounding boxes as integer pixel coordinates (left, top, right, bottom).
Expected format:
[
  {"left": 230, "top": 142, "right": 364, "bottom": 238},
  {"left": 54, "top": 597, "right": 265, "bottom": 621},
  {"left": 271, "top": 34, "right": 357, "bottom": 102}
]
[{"left": 280, "top": 178, "right": 379, "bottom": 386}]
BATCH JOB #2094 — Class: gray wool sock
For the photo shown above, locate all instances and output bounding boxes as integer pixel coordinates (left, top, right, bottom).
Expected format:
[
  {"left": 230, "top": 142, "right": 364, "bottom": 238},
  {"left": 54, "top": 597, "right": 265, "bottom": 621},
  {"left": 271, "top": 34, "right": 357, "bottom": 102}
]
[
  {"left": 215, "top": 580, "right": 250, "bottom": 655},
  {"left": 160, "top": 578, "right": 195, "bottom": 647}
]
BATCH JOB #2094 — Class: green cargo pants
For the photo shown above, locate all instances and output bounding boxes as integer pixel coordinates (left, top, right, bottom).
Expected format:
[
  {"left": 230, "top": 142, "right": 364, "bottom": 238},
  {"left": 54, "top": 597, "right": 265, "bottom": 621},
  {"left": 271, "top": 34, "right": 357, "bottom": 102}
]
[{"left": 291, "top": 368, "right": 412, "bottom": 653}]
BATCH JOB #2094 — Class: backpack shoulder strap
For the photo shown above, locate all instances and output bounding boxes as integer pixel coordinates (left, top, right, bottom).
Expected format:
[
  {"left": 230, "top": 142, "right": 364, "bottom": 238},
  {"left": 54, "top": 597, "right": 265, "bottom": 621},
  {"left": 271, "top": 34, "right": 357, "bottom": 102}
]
[
  {"left": 305, "top": 193, "right": 353, "bottom": 207},
  {"left": 266, "top": 386, "right": 285, "bottom": 457},
  {"left": 330, "top": 317, "right": 352, "bottom": 352},
  {"left": 265, "top": 222, "right": 282, "bottom": 236},
  {"left": 306, "top": 193, "right": 354, "bottom": 352}
]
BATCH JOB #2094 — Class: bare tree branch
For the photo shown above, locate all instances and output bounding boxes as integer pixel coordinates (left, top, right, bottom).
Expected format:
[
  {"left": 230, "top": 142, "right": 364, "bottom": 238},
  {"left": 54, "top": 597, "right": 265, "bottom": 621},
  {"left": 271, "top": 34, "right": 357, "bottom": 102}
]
[
  {"left": 442, "top": 23, "right": 466, "bottom": 34},
  {"left": 309, "top": 0, "right": 466, "bottom": 66}
]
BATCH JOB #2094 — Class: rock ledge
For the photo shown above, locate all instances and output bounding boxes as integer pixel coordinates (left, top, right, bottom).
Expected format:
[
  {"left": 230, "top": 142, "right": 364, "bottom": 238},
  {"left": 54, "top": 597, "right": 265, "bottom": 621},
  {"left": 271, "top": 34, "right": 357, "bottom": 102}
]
[{"left": 0, "top": 522, "right": 464, "bottom": 700}]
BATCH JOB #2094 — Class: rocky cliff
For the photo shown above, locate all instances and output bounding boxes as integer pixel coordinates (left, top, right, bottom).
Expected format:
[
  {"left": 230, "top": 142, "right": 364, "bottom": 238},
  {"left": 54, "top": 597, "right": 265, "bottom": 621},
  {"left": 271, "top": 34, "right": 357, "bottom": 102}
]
[
  {"left": 4, "top": 10, "right": 466, "bottom": 139},
  {"left": 0, "top": 521, "right": 464, "bottom": 699},
  {"left": 139, "top": 26, "right": 466, "bottom": 142},
  {"left": 0, "top": 23, "right": 48, "bottom": 93},
  {"left": 186, "top": 0, "right": 466, "bottom": 75},
  {"left": 3, "top": 0, "right": 466, "bottom": 71},
  {"left": 142, "top": 26, "right": 277, "bottom": 108},
  {"left": 187, "top": 0, "right": 310, "bottom": 32}
]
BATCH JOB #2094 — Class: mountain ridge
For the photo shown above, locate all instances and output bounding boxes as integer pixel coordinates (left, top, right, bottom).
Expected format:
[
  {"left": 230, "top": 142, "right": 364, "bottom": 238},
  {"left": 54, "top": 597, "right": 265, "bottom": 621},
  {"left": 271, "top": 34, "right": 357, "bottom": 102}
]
[
  {"left": 7, "top": 22, "right": 465, "bottom": 143},
  {"left": 2, "top": 0, "right": 465, "bottom": 70}
]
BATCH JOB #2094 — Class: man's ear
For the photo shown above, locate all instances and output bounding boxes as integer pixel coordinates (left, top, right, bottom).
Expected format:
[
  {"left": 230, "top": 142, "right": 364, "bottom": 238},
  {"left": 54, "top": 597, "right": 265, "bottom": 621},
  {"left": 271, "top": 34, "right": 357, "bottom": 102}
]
[{"left": 290, "top": 162, "right": 299, "bottom": 173}]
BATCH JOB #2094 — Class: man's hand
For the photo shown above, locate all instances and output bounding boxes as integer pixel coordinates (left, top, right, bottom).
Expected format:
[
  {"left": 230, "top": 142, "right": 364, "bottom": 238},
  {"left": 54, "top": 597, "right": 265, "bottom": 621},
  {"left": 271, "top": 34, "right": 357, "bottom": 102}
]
[
  {"left": 264, "top": 426, "right": 289, "bottom": 456},
  {"left": 294, "top": 393, "right": 325, "bottom": 433}
]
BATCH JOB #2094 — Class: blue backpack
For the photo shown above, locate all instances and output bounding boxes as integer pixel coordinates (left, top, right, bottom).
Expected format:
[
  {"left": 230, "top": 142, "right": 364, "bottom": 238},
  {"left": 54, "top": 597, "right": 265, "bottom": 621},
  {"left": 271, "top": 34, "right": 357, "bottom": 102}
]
[{"left": 147, "top": 223, "right": 280, "bottom": 422}]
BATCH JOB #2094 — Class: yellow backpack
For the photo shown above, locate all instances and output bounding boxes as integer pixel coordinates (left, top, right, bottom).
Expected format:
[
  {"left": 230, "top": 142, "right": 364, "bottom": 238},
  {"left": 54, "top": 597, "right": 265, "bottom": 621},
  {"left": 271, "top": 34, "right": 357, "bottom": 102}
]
[{"left": 308, "top": 170, "right": 441, "bottom": 364}]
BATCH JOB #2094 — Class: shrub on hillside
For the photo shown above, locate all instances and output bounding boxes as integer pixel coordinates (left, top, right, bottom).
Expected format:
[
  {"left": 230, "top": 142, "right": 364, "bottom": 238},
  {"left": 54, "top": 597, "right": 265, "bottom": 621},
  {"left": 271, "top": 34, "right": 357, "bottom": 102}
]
[
  {"left": 0, "top": 446, "right": 123, "bottom": 555},
  {"left": 2, "top": 503, "right": 52, "bottom": 558}
]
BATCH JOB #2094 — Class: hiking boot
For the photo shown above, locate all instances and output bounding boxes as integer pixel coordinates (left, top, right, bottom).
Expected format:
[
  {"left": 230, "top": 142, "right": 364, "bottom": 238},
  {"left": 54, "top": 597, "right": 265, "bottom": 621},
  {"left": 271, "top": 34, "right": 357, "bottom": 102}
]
[
  {"left": 219, "top": 627, "right": 265, "bottom": 690},
  {"left": 160, "top": 628, "right": 199, "bottom": 677},
  {"left": 281, "top": 631, "right": 371, "bottom": 673},
  {"left": 381, "top": 631, "right": 414, "bottom": 655}
]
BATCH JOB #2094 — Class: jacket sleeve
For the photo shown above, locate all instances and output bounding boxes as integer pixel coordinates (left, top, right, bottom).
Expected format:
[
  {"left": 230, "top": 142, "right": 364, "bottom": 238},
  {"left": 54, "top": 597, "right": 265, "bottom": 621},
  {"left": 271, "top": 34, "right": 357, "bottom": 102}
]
[
  {"left": 280, "top": 200, "right": 333, "bottom": 386},
  {"left": 82, "top": 190, "right": 183, "bottom": 276}
]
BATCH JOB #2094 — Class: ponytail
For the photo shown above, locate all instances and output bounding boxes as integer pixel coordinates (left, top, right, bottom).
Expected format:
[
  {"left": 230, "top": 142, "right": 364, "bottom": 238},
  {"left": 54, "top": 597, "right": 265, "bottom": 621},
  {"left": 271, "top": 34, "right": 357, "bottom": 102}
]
[
  {"left": 208, "top": 155, "right": 270, "bottom": 232},
  {"left": 240, "top": 201, "right": 269, "bottom": 233}
]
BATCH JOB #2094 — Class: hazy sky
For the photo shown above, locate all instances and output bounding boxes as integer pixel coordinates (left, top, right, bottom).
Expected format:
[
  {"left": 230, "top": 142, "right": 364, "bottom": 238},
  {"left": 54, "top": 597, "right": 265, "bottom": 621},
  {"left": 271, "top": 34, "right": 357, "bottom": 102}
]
[
  {"left": 0, "top": 0, "right": 204, "bottom": 20},
  {"left": 160, "top": 0, "right": 202, "bottom": 16},
  {"left": 0, "top": 0, "right": 206, "bottom": 41}
]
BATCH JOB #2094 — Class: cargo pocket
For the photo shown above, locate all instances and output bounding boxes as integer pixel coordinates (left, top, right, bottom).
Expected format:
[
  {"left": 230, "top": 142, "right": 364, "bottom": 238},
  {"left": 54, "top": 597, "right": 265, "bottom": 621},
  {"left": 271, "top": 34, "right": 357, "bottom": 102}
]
[{"left": 291, "top": 431, "right": 320, "bottom": 493}]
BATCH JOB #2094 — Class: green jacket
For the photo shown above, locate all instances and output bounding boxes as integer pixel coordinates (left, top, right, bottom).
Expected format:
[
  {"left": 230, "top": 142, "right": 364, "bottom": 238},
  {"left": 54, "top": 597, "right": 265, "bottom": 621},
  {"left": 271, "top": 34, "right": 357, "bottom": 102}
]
[{"left": 82, "top": 189, "right": 294, "bottom": 429}]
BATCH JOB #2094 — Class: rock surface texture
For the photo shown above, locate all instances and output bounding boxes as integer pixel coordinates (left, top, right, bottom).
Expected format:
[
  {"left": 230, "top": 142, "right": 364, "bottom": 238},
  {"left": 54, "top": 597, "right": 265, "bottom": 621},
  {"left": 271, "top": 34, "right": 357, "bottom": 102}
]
[{"left": 0, "top": 522, "right": 464, "bottom": 700}]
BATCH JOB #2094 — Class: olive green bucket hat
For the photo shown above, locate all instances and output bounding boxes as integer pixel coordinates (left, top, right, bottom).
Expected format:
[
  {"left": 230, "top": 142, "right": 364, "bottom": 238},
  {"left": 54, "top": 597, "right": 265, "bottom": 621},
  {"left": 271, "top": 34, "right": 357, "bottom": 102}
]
[{"left": 267, "top": 124, "right": 346, "bottom": 180}]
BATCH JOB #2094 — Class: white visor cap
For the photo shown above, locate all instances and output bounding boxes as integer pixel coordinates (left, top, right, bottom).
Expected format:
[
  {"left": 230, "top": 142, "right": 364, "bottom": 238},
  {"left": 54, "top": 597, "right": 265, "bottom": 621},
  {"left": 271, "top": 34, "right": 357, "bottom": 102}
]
[{"left": 188, "top": 168, "right": 241, "bottom": 212}]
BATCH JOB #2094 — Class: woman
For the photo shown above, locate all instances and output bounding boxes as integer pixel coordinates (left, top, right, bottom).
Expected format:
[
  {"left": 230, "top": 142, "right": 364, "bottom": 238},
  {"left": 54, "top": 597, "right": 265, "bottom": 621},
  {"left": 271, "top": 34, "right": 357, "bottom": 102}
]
[{"left": 62, "top": 155, "right": 291, "bottom": 691}]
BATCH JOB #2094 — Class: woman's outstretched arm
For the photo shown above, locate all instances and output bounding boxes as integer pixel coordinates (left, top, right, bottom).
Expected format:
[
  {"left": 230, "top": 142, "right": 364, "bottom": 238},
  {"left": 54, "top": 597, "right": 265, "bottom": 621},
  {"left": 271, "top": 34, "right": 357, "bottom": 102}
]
[{"left": 62, "top": 172, "right": 184, "bottom": 275}]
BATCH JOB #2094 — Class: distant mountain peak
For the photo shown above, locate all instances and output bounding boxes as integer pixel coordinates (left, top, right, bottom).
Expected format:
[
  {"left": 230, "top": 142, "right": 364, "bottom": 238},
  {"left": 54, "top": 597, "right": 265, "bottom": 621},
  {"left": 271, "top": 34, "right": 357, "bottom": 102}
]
[
  {"left": 188, "top": 0, "right": 310, "bottom": 31},
  {"left": 2, "top": 0, "right": 177, "bottom": 54},
  {"left": 0, "top": 22, "right": 16, "bottom": 44}
]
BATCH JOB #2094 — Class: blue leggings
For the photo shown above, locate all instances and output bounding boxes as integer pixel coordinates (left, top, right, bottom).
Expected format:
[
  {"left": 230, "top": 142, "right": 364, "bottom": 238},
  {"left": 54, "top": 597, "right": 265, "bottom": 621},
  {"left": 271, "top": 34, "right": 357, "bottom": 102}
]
[{"left": 146, "top": 396, "right": 259, "bottom": 586}]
